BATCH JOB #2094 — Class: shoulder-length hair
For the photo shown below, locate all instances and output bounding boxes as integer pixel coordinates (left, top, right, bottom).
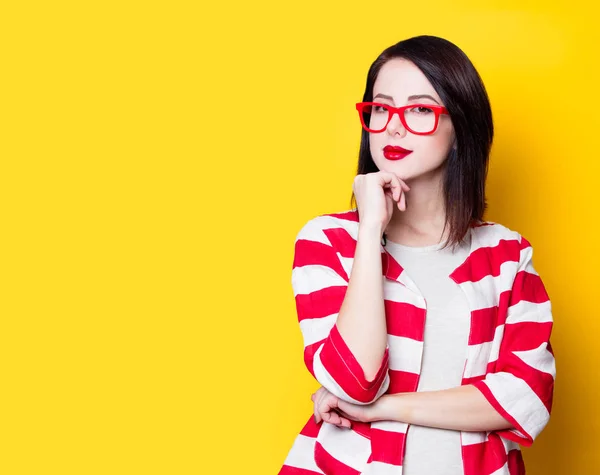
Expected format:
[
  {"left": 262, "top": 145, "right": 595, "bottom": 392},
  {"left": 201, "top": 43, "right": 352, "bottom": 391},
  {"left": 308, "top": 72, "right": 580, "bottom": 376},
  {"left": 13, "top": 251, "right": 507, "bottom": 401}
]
[{"left": 350, "top": 35, "right": 494, "bottom": 248}]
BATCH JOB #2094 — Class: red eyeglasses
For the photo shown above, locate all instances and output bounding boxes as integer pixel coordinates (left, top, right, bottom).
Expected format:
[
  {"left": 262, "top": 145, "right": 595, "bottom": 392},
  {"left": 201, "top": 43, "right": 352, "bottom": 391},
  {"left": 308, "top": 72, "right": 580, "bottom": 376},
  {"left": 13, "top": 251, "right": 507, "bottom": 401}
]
[{"left": 356, "top": 102, "right": 449, "bottom": 135}]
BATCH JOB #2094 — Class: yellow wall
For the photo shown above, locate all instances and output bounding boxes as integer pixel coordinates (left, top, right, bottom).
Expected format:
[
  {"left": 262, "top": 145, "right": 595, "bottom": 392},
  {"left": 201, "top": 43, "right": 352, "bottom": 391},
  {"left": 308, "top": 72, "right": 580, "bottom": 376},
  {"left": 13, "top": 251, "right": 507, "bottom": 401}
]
[{"left": 2, "top": 1, "right": 597, "bottom": 474}]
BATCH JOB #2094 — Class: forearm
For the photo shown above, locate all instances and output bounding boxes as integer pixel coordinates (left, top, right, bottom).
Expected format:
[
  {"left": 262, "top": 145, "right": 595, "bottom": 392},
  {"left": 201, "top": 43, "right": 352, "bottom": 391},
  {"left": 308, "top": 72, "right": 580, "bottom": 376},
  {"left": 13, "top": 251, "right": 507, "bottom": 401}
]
[
  {"left": 380, "top": 385, "right": 514, "bottom": 432},
  {"left": 335, "top": 223, "right": 387, "bottom": 381}
]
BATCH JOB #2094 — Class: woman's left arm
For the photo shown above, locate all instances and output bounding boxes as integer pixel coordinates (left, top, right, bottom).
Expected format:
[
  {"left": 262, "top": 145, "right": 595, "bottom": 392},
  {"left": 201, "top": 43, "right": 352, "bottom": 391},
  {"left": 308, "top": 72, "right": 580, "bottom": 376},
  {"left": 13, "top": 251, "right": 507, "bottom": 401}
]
[
  {"left": 323, "top": 235, "right": 555, "bottom": 442},
  {"left": 335, "top": 385, "right": 514, "bottom": 432}
]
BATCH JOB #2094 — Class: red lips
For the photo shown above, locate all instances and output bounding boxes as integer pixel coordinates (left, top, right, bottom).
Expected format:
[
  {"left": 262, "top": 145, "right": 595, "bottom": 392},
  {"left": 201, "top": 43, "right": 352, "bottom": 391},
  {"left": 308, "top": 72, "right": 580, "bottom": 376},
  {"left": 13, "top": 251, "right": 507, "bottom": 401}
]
[{"left": 383, "top": 145, "right": 413, "bottom": 161}]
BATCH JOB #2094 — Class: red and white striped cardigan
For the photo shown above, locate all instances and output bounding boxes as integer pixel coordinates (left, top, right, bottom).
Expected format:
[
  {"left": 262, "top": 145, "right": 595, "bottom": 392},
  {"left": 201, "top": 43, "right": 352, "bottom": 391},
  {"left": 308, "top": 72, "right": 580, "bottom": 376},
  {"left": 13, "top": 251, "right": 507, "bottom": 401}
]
[{"left": 279, "top": 209, "right": 555, "bottom": 475}]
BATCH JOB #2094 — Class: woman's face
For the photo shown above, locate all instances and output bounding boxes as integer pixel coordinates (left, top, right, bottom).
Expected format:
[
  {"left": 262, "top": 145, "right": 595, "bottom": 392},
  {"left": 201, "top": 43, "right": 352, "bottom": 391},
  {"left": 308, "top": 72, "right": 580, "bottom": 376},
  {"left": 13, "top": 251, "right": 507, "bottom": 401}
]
[{"left": 369, "top": 58, "right": 455, "bottom": 182}]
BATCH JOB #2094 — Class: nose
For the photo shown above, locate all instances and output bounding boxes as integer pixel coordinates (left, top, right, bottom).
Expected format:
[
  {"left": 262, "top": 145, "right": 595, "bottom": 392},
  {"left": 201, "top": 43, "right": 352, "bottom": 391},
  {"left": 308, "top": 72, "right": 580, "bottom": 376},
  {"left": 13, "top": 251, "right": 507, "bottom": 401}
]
[{"left": 386, "top": 111, "right": 407, "bottom": 137}]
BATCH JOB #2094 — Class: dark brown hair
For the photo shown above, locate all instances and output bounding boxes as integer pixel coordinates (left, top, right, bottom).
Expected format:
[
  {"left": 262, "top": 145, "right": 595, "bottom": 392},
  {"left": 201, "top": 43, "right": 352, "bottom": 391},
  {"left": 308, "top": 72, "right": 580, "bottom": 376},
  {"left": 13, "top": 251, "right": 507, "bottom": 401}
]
[{"left": 350, "top": 35, "right": 494, "bottom": 248}]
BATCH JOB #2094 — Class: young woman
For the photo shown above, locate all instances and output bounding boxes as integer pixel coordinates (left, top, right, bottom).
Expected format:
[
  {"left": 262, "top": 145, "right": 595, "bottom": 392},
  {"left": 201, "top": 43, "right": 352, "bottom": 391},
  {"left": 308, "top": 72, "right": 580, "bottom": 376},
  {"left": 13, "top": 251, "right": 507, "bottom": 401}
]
[{"left": 279, "top": 35, "right": 555, "bottom": 475}]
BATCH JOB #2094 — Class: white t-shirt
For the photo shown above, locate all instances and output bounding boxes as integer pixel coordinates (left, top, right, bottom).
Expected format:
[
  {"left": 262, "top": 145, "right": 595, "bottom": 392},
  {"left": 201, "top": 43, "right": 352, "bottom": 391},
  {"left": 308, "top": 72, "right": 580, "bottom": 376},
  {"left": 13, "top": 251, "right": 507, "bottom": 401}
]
[{"left": 383, "top": 230, "right": 471, "bottom": 475}]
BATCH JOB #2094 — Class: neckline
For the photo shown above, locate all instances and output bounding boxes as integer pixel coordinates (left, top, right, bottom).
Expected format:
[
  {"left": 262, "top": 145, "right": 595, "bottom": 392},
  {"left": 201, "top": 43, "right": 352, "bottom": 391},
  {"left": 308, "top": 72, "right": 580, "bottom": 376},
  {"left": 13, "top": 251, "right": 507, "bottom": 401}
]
[
  {"left": 383, "top": 227, "right": 472, "bottom": 254},
  {"left": 380, "top": 226, "right": 477, "bottom": 290},
  {"left": 384, "top": 238, "right": 447, "bottom": 253}
]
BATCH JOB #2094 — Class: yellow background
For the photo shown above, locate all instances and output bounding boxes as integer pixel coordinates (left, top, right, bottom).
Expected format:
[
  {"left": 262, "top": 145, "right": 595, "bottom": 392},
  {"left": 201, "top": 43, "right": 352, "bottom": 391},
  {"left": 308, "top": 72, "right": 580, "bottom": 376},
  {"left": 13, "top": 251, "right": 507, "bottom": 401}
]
[{"left": 0, "top": 1, "right": 597, "bottom": 474}]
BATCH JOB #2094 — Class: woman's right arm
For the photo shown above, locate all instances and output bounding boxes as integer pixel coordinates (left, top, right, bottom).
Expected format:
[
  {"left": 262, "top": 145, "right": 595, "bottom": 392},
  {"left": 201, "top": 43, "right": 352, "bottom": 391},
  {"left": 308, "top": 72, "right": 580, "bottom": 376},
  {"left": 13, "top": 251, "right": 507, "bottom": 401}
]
[
  {"left": 292, "top": 172, "right": 408, "bottom": 405},
  {"left": 292, "top": 218, "right": 390, "bottom": 405},
  {"left": 335, "top": 222, "right": 388, "bottom": 382}
]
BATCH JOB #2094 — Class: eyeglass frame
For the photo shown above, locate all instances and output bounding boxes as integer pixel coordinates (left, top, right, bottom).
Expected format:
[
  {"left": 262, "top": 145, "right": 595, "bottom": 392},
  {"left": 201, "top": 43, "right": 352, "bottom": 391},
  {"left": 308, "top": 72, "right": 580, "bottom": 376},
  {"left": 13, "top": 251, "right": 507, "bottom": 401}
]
[{"left": 355, "top": 101, "right": 450, "bottom": 135}]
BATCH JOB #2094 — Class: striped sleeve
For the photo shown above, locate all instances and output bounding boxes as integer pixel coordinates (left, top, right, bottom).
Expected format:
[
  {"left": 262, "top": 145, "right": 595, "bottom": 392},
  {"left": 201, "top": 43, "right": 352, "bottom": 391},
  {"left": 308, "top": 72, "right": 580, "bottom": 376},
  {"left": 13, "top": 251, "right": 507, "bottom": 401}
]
[
  {"left": 473, "top": 235, "right": 555, "bottom": 447},
  {"left": 292, "top": 218, "right": 390, "bottom": 405}
]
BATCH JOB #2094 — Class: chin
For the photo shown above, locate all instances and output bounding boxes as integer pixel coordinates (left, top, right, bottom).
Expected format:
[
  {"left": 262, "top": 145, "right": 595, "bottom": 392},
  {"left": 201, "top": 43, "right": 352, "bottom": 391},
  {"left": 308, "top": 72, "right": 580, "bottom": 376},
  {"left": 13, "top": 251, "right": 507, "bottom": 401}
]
[{"left": 376, "top": 159, "right": 412, "bottom": 178}]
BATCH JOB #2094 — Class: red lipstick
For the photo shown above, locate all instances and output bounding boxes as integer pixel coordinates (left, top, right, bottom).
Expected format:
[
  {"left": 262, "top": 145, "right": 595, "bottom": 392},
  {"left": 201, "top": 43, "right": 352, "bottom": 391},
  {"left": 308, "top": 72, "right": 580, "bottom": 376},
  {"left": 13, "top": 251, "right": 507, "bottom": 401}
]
[{"left": 383, "top": 145, "right": 413, "bottom": 161}]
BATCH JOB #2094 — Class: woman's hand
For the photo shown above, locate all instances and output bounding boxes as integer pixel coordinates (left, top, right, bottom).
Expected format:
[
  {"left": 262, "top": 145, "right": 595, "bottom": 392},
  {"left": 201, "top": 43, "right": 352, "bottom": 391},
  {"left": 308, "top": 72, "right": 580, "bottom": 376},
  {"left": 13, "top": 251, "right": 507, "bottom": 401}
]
[
  {"left": 311, "top": 387, "right": 352, "bottom": 428},
  {"left": 353, "top": 171, "right": 410, "bottom": 232},
  {"left": 311, "top": 387, "right": 391, "bottom": 426}
]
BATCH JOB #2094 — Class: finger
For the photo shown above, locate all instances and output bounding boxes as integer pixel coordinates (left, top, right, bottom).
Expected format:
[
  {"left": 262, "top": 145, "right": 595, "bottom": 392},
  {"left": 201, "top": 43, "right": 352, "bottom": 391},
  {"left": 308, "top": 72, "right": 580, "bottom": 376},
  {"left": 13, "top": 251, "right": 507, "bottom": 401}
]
[
  {"left": 326, "top": 411, "right": 341, "bottom": 425},
  {"left": 392, "top": 175, "right": 407, "bottom": 203},
  {"left": 313, "top": 389, "right": 326, "bottom": 424},
  {"left": 331, "top": 410, "right": 352, "bottom": 428},
  {"left": 322, "top": 395, "right": 338, "bottom": 414},
  {"left": 316, "top": 390, "right": 334, "bottom": 424},
  {"left": 317, "top": 389, "right": 330, "bottom": 410},
  {"left": 311, "top": 390, "right": 322, "bottom": 402},
  {"left": 321, "top": 409, "right": 334, "bottom": 424},
  {"left": 384, "top": 189, "right": 394, "bottom": 202},
  {"left": 388, "top": 175, "right": 402, "bottom": 202},
  {"left": 313, "top": 398, "right": 321, "bottom": 424},
  {"left": 339, "top": 416, "right": 352, "bottom": 428},
  {"left": 326, "top": 410, "right": 349, "bottom": 428},
  {"left": 398, "top": 190, "right": 406, "bottom": 211},
  {"left": 337, "top": 408, "right": 355, "bottom": 422},
  {"left": 382, "top": 172, "right": 409, "bottom": 194},
  {"left": 315, "top": 387, "right": 326, "bottom": 404},
  {"left": 320, "top": 395, "right": 341, "bottom": 424},
  {"left": 381, "top": 176, "right": 400, "bottom": 198}
]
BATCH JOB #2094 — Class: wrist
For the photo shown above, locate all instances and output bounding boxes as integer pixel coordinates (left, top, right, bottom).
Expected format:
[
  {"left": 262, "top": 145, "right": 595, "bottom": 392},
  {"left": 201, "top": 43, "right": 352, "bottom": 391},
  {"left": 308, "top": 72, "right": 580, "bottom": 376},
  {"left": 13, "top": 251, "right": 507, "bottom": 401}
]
[
  {"left": 373, "top": 394, "right": 409, "bottom": 423},
  {"left": 358, "top": 222, "right": 384, "bottom": 241}
]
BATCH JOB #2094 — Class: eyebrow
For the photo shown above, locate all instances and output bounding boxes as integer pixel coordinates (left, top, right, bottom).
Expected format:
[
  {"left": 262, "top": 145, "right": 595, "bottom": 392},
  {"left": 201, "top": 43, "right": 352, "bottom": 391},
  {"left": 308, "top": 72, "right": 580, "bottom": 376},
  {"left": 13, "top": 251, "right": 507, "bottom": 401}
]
[{"left": 373, "top": 93, "right": 440, "bottom": 105}]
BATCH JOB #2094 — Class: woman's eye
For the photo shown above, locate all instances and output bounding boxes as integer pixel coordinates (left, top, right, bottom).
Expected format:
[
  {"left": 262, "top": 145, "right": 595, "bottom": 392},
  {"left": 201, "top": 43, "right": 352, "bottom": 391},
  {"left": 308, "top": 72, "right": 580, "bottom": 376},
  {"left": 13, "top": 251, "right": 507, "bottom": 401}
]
[
  {"left": 373, "top": 105, "right": 388, "bottom": 113},
  {"left": 410, "top": 106, "right": 434, "bottom": 114}
]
